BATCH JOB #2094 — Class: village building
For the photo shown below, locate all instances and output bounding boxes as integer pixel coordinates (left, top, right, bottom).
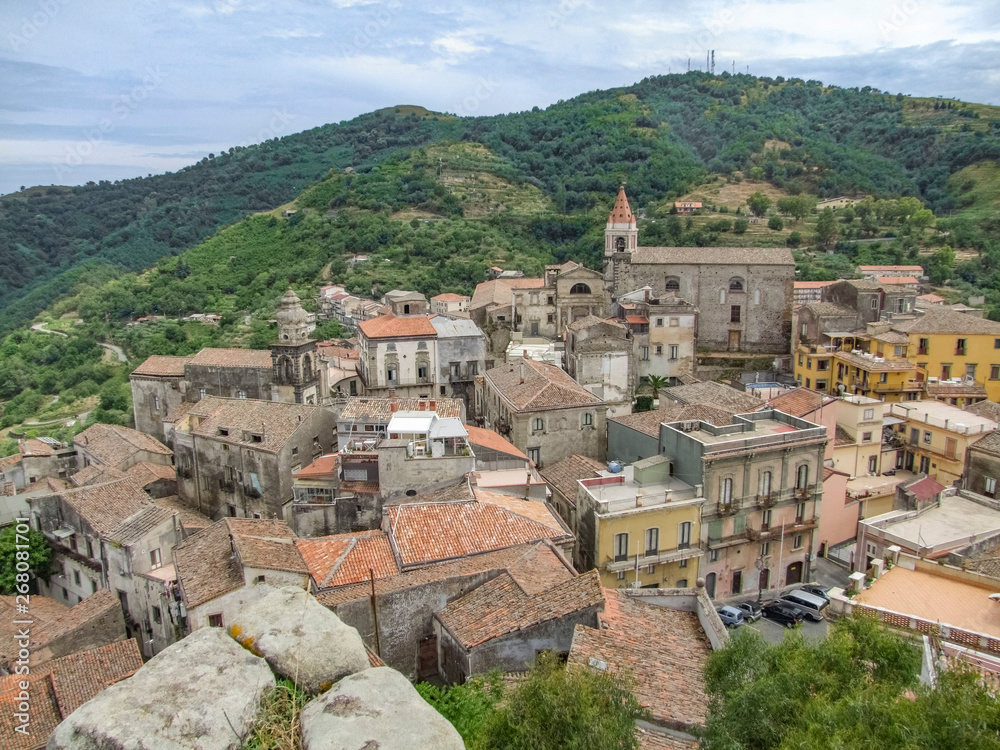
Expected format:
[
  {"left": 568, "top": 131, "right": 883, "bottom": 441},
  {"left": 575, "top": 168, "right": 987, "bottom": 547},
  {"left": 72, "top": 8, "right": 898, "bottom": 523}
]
[
  {"left": 477, "top": 357, "right": 608, "bottom": 467},
  {"left": 564, "top": 316, "right": 634, "bottom": 418},
  {"left": 0, "top": 590, "right": 126, "bottom": 674},
  {"left": 0, "top": 639, "right": 143, "bottom": 749},
  {"left": 334, "top": 396, "right": 464, "bottom": 449},
  {"left": 615, "top": 287, "right": 698, "bottom": 386},
  {"left": 538, "top": 454, "right": 606, "bottom": 540},
  {"left": 0, "top": 438, "right": 79, "bottom": 495},
  {"left": 430, "top": 292, "right": 471, "bottom": 317},
  {"left": 172, "top": 518, "right": 310, "bottom": 633},
  {"left": 356, "top": 296, "right": 486, "bottom": 410},
  {"left": 575, "top": 456, "right": 704, "bottom": 589},
  {"left": 608, "top": 408, "right": 827, "bottom": 600},
  {"left": 660, "top": 380, "right": 765, "bottom": 413},
  {"left": 317, "top": 342, "right": 361, "bottom": 399},
  {"left": 73, "top": 424, "right": 172, "bottom": 473},
  {"left": 964, "top": 430, "right": 1000, "bottom": 499},
  {"left": 169, "top": 396, "right": 335, "bottom": 520},
  {"left": 792, "top": 280, "right": 837, "bottom": 306},
  {"left": 857, "top": 265, "right": 924, "bottom": 280},
  {"left": 604, "top": 186, "right": 794, "bottom": 354},
  {"left": 434, "top": 569, "right": 604, "bottom": 683}
]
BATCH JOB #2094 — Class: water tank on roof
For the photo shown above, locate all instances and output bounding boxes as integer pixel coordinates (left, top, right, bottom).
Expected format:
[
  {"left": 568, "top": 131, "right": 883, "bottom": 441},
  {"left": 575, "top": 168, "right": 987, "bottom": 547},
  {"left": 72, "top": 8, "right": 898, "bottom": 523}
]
[{"left": 608, "top": 461, "right": 622, "bottom": 474}]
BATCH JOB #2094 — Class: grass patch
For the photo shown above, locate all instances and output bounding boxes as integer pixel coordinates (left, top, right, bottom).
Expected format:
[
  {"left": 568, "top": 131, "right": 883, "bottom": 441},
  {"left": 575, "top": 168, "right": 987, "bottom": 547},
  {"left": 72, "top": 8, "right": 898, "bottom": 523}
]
[
  {"left": 948, "top": 161, "right": 1000, "bottom": 220},
  {"left": 243, "top": 680, "right": 308, "bottom": 750}
]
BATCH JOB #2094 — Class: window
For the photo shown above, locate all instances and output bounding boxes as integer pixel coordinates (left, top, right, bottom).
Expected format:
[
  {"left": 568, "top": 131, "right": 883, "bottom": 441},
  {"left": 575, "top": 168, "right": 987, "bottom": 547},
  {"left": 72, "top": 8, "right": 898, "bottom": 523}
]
[
  {"left": 816, "top": 359, "right": 829, "bottom": 371},
  {"left": 729, "top": 279, "right": 744, "bottom": 291},
  {"left": 676, "top": 579, "right": 688, "bottom": 588},
  {"left": 647, "top": 564, "right": 656, "bottom": 574},
  {"left": 669, "top": 345, "right": 678, "bottom": 360},
  {"left": 547, "top": 314, "right": 554, "bottom": 324},
  {"left": 418, "top": 365, "right": 428, "bottom": 380},
  {"left": 665, "top": 277, "right": 680, "bottom": 292},
  {"left": 793, "top": 534, "right": 803, "bottom": 550},
  {"left": 759, "top": 470, "right": 772, "bottom": 497},
  {"left": 527, "top": 447, "right": 540, "bottom": 465},
  {"left": 986, "top": 477, "right": 997, "bottom": 498},
  {"left": 760, "top": 542, "right": 770, "bottom": 557},
  {"left": 208, "top": 614, "right": 224, "bottom": 628},
  {"left": 91, "top": 580, "right": 98, "bottom": 594},
  {"left": 761, "top": 509, "right": 772, "bottom": 530},
  {"left": 583, "top": 413, "right": 593, "bottom": 427},
  {"left": 218, "top": 428, "right": 229, "bottom": 437},
  {"left": 62, "top": 587, "right": 69, "bottom": 600},
  {"left": 871, "top": 299, "right": 878, "bottom": 310},
  {"left": 709, "top": 549, "right": 719, "bottom": 563},
  {"left": 386, "top": 366, "right": 397, "bottom": 383},
  {"left": 956, "top": 338, "right": 967, "bottom": 355},
  {"left": 640, "top": 346, "right": 649, "bottom": 361},
  {"left": 796, "top": 465, "right": 809, "bottom": 489},
  {"left": 533, "top": 417, "right": 544, "bottom": 432},
  {"left": 645, "top": 528, "right": 659, "bottom": 557},
  {"left": 862, "top": 431, "right": 873, "bottom": 443},
  {"left": 992, "top": 365, "right": 1000, "bottom": 381},
  {"left": 152, "top": 394, "right": 159, "bottom": 410},
  {"left": 656, "top": 318, "right": 664, "bottom": 327},
  {"left": 720, "top": 477, "right": 733, "bottom": 505},
  {"left": 730, "top": 305, "right": 741, "bottom": 323},
  {"left": 199, "top": 388, "right": 206, "bottom": 399},
  {"left": 569, "top": 283, "right": 591, "bottom": 295},
  {"left": 923, "top": 431, "right": 932, "bottom": 444},
  {"left": 795, "top": 502, "right": 805, "bottom": 523},
  {"left": 152, "top": 605, "right": 162, "bottom": 624},
  {"left": 227, "top": 504, "right": 237, "bottom": 517},
  {"left": 864, "top": 408, "right": 875, "bottom": 420},
  {"left": 941, "top": 364, "right": 951, "bottom": 380},
  {"left": 149, "top": 549, "right": 162, "bottom": 570},
  {"left": 678, "top": 522, "right": 692, "bottom": 549},
  {"left": 237, "top": 390, "right": 246, "bottom": 400},
  {"left": 252, "top": 512, "right": 263, "bottom": 520},
  {"left": 547, "top": 296, "right": 554, "bottom": 305},
  {"left": 73, "top": 570, "right": 81, "bottom": 586},
  {"left": 679, "top": 558, "right": 688, "bottom": 568},
  {"left": 655, "top": 345, "right": 663, "bottom": 356},
  {"left": 868, "top": 455, "right": 878, "bottom": 473},
  {"left": 816, "top": 380, "right": 827, "bottom": 391},
  {"left": 894, "top": 345, "right": 905, "bottom": 357},
  {"left": 798, "top": 354, "right": 803, "bottom": 365},
  {"left": 617, "top": 571, "right": 625, "bottom": 580},
  {"left": 919, "top": 455, "right": 931, "bottom": 474},
  {"left": 614, "top": 533, "right": 629, "bottom": 562},
  {"left": 918, "top": 338, "right": 930, "bottom": 355},
  {"left": 256, "top": 574, "right": 266, "bottom": 583}
]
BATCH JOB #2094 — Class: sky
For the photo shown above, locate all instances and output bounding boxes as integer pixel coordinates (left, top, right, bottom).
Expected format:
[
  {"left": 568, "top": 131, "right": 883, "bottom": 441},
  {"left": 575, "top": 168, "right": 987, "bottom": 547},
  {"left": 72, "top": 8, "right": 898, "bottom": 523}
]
[{"left": 1, "top": 0, "right": 999, "bottom": 196}]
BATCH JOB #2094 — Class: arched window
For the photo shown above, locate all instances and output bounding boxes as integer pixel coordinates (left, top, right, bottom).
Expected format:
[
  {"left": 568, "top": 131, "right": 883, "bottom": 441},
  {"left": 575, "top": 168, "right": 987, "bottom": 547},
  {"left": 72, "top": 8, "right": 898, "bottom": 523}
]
[
  {"left": 302, "top": 354, "right": 312, "bottom": 381},
  {"left": 729, "top": 277, "right": 745, "bottom": 292},
  {"left": 615, "top": 236, "right": 626, "bottom": 251},
  {"left": 796, "top": 464, "right": 809, "bottom": 489},
  {"left": 569, "top": 283, "right": 591, "bottom": 295},
  {"left": 759, "top": 470, "right": 772, "bottom": 497},
  {"left": 720, "top": 477, "right": 733, "bottom": 505},
  {"left": 665, "top": 277, "right": 680, "bottom": 292},
  {"left": 279, "top": 356, "right": 294, "bottom": 384}
]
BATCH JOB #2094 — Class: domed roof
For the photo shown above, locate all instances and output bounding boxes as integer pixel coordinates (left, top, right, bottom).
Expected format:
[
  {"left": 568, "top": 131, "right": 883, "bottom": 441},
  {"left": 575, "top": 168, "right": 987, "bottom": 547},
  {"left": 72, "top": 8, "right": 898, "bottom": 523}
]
[
  {"left": 276, "top": 288, "right": 310, "bottom": 330},
  {"left": 607, "top": 185, "right": 636, "bottom": 226}
]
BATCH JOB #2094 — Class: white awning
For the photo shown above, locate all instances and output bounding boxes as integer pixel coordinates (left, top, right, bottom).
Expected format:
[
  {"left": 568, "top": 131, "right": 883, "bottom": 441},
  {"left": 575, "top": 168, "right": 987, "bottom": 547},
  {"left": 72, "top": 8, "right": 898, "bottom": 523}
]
[
  {"left": 430, "top": 418, "right": 467, "bottom": 439},
  {"left": 883, "top": 417, "right": 905, "bottom": 426},
  {"left": 387, "top": 414, "right": 434, "bottom": 434}
]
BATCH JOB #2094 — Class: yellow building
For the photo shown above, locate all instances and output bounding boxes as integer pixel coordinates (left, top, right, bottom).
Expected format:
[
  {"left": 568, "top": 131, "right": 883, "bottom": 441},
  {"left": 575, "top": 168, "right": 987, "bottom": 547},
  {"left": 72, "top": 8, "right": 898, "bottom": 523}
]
[
  {"left": 894, "top": 307, "right": 1000, "bottom": 403},
  {"left": 884, "top": 400, "right": 999, "bottom": 486},
  {"left": 831, "top": 395, "right": 885, "bottom": 477},
  {"left": 575, "top": 455, "right": 703, "bottom": 589},
  {"left": 795, "top": 341, "right": 923, "bottom": 402}
]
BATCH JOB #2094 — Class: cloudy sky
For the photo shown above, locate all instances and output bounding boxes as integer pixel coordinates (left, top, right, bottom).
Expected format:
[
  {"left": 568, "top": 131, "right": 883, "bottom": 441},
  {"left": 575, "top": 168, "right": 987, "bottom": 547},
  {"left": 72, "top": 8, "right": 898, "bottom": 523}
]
[{"left": 1, "top": 0, "right": 998, "bottom": 195}]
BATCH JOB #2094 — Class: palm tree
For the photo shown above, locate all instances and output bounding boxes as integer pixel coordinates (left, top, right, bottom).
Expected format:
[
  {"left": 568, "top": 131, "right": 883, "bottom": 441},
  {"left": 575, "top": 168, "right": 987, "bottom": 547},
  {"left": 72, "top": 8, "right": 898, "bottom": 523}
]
[{"left": 641, "top": 374, "right": 669, "bottom": 400}]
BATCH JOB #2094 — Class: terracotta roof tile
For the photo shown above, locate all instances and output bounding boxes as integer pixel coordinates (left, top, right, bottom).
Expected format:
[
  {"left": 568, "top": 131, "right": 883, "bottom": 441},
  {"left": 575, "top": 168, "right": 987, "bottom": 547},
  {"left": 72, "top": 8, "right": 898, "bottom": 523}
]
[
  {"left": 55, "top": 480, "right": 155, "bottom": 536},
  {"left": 485, "top": 358, "right": 602, "bottom": 410},
  {"left": 568, "top": 590, "right": 712, "bottom": 730},
  {"left": 835, "top": 425, "right": 855, "bottom": 446},
  {"left": 47, "top": 639, "right": 143, "bottom": 716},
  {"left": 904, "top": 475, "right": 946, "bottom": 501},
  {"left": 432, "top": 293, "right": 468, "bottom": 302},
  {"left": 470, "top": 278, "right": 546, "bottom": 312},
  {"left": 465, "top": 426, "right": 527, "bottom": 460},
  {"left": 387, "top": 499, "right": 569, "bottom": 568},
  {"left": 438, "top": 569, "right": 603, "bottom": 649},
  {"left": 632, "top": 247, "right": 793, "bottom": 266},
  {"left": 608, "top": 186, "right": 636, "bottom": 225},
  {"left": 131, "top": 355, "right": 192, "bottom": 377},
  {"left": 317, "top": 541, "right": 574, "bottom": 607},
  {"left": 767, "top": 387, "right": 830, "bottom": 418},
  {"left": 474, "top": 489, "right": 568, "bottom": 534},
  {"left": 876, "top": 276, "right": 919, "bottom": 285},
  {"left": 859, "top": 265, "right": 924, "bottom": 272},
  {"left": 293, "top": 454, "right": 339, "bottom": 480},
  {"left": 124, "top": 461, "right": 176, "bottom": 487},
  {"left": 610, "top": 404, "right": 738, "bottom": 438},
  {"left": 539, "top": 455, "right": 605, "bottom": 506},
  {"left": 296, "top": 530, "right": 399, "bottom": 589},
  {"left": 794, "top": 280, "right": 837, "bottom": 290},
  {"left": 893, "top": 307, "right": 1000, "bottom": 336},
  {"left": 662, "top": 382, "right": 764, "bottom": 412},
  {"left": 187, "top": 348, "right": 273, "bottom": 369},
  {"left": 73, "top": 424, "right": 171, "bottom": 468},
  {"left": 69, "top": 464, "right": 126, "bottom": 487},
  {"left": 20, "top": 438, "right": 57, "bottom": 457},
  {"left": 227, "top": 518, "right": 307, "bottom": 574},
  {"left": 965, "top": 401, "right": 1000, "bottom": 423},
  {"left": 339, "top": 397, "right": 463, "bottom": 422},
  {"left": 358, "top": 314, "right": 437, "bottom": 339},
  {"left": 185, "top": 396, "right": 321, "bottom": 454},
  {"left": 149, "top": 496, "right": 212, "bottom": 530},
  {"left": 0, "top": 673, "right": 60, "bottom": 750},
  {"left": 637, "top": 727, "right": 699, "bottom": 749},
  {"left": 0, "top": 454, "right": 20, "bottom": 471}
]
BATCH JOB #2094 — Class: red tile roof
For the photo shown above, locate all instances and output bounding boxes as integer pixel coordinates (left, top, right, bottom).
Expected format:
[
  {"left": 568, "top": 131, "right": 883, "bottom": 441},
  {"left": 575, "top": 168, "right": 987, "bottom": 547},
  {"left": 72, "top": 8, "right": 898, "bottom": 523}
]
[
  {"left": 56, "top": 480, "right": 155, "bottom": 536},
  {"left": 465, "top": 425, "right": 527, "bottom": 459},
  {"left": 131, "top": 355, "right": 192, "bottom": 377},
  {"left": 794, "top": 280, "right": 837, "bottom": 290},
  {"left": 293, "top": 454, "right": 339, "bottom": 480},
  {"left": 859, "top": 265, "right": 923, "bottom": 271},
  {"left": 905, "top": 476, "right": 946, "bottom": 501},
  {"left": 767, "top": 387, "right": 830, "bottom": 418},
  {"left": 484, "top": 357, "right": 602, "bottom": 410},
  {"left": 877, "top": 276, "right": 919, "bottom": 285},
  {"left": 608, "top": 186, "right": 636, "bottom": 225},
  {"left": 437, "top": 569, "right": 603, "bottom": 649},
  {"left": 46, "top": 639, "right": 143, "bottom": 716},
  {"left": 474, "top": 489, "right": 568, "bottom": 534},
  {"left": 73, "top": 424, "right": 172, "bottom": 468},
  {"left": 0, "top": 673, "right": 60, "bottom": 749},
  {"left": 568, "top": 590, "right": 712, "bottom": 731},
  {"left": 625, "top": 315, "right": 649, "bottom": 324},
  {"left": 124, "top": 461, "right": 176, "bottom": 487},
  {"left": 296, "top": 530, "right": 399, "bottom": 589},
  {"left": 386, "top": 499, "right": 570, "bottom": 568},
  {"left": 358, "top": 314, "right": 437, "bottom": 339},
  {"left": 432, "top": 293, "right": 468, "bottom": 302},
  {"left": 187, "top": 348, "right": 273, "bottom": 369},
  {"left": 539, "top": 454, "right": 605, "bottom": 505}
]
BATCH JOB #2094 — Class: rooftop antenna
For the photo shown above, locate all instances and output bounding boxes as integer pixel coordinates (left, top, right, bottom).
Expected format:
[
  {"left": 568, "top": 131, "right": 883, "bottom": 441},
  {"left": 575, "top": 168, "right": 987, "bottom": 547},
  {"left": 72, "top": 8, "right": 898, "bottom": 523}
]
[
  {"left": 687, "top": 57, "right": 690, "bottom": 72},
  {"left": 711, "top": 49, "right": 715, "bottom": 75},
  {"left": 706, "top": 51, "right": 709, "bottom": 72}
]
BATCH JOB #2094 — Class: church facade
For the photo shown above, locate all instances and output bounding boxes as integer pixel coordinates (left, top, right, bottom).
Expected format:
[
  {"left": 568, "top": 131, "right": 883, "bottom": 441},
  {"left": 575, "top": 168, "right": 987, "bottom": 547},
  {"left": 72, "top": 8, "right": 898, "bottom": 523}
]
[{"left": 603, "top": 187, "right": 794, "bottom": 354}]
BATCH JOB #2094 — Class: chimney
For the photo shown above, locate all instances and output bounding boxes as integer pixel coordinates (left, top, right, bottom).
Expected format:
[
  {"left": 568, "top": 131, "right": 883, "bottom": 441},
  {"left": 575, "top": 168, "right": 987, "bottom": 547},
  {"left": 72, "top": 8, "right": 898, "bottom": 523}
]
[
  {"left": 519, "top": 361, "right": 525, "bottom": 384},
  {"left": 390, "top": 403, "right": 398, "bottom": 413},
  {"left": 429, "top": 400, "right": 436, "bottom": 411},
  {"left": 419, "top": 401, "right": 426, "bottom": 411}
]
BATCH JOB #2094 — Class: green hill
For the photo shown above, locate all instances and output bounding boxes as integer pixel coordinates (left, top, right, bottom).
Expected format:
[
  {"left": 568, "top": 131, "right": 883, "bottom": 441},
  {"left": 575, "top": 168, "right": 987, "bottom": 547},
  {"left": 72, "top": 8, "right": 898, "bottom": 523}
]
[{"left": 5, "top": 71, "right": 1000, "bottom": 335}]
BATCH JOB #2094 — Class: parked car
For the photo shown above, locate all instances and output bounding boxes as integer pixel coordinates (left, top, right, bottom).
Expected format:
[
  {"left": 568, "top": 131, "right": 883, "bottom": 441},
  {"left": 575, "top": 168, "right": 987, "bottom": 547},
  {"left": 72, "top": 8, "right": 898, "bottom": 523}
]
[
  {"left": 716, "top": 606, "right": 746, "bottom": 628},
  {"left": 781, "top": 590, "right": 829, "bottom": 622},
  {"left": 798, "top": 584, "right": 831, "bottom": 602},
  {"left": 735, "top": 601, "right": 762, "bottom": 622},
  {"left": 762, "top": 602, "right": 804, "bottom": 628}
]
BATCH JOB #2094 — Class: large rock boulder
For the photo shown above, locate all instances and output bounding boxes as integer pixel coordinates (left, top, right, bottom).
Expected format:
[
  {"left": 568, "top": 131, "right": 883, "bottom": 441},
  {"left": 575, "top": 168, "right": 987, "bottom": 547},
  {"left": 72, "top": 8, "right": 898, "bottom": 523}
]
[
  {"left": 47, "top": 627, "right": 274, "bottom": 750},
  {"left": 299, "top": 667, "right": 465, "bottom": 750},
  {"left": 230, "top": 586, "right": 369, "bottom": 693}
]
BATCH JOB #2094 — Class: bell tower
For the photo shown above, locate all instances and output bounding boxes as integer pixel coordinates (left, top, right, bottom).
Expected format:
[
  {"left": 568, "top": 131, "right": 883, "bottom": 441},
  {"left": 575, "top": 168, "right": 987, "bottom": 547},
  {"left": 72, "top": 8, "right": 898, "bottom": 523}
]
[
  {"left": 270, "top": 288, "right": 321, "bottom": 405},
  {"left": 604, "top": 184, "right": 638, "bottom": 295}
]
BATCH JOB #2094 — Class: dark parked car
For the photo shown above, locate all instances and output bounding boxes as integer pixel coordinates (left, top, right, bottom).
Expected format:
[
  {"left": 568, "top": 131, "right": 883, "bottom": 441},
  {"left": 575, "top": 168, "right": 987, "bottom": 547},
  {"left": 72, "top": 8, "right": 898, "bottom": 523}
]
[
  {"left": 735, "top": 601, "right": 762, "bottom": 622},
  {"left": 716, "top": 606, "right": 746, "bottom": 628},
  {"left": 762, "top": 602, "right": 804, "bottom": 628},
  {"left": 798, "top": 584, "right": 831, "bottom": 602}
]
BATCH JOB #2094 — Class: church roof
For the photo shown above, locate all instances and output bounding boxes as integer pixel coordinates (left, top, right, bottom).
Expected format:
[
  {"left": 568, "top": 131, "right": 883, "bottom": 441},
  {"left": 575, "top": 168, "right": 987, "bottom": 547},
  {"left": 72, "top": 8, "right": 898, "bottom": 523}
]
[
  {"left": 607, "top": 185, "right": 636, "bottom": 226},
  {"left": 631, "top": 246, "right": 794, "bottom": 266}
]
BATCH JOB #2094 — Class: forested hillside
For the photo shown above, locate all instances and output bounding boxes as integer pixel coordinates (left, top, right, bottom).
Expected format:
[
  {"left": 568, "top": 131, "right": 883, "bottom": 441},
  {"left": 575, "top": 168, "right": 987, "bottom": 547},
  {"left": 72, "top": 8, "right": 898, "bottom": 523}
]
[{"left": 4, "top": 72, "right": 1000, "bottom": 334}]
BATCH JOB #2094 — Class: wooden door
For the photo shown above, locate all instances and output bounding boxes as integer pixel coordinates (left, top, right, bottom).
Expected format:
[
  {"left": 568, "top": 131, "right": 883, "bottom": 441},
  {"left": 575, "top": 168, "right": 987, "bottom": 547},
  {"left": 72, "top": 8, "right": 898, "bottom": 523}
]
[
  {"left": 728, "top": 330, "right": 741, "bottom": 352},
  {"left": 418, "top": 635, "right": 438, "bottom": 678},
  {"left": 758, "top": 568, "right": 770, "bottom": 591},
  {"left": 731, "top": 570, "right": 742, "bottom": 595},
  {"left": 786, "top": 562, "right": 803, "bottom": 586}
]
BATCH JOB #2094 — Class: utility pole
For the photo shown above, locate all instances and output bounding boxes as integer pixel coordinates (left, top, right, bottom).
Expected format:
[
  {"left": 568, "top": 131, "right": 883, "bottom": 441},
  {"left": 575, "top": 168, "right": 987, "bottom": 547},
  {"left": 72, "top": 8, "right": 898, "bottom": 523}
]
[{"left": 711, "top": 49, "right": 715, "bottom": 75}]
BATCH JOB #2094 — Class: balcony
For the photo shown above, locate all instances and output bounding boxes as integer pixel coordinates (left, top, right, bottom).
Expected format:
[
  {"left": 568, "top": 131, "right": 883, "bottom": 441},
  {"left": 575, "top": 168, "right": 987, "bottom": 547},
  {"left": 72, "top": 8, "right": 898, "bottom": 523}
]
[
  {"left": 604, "top": 543, "right": 704, "bottom": 573},
  {"left": 756, "top": 494, "right": 775, "bottom": 508},
  {"left": 874, "top": 380, "right": 924, "bottom": 393}
]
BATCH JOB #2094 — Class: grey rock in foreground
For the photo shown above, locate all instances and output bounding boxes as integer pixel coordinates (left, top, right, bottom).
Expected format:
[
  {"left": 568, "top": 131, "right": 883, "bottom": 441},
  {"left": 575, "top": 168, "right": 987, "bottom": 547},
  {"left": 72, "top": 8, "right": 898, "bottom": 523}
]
[
  {"left": 300, "top": 667, "right": 465, "bottom": 750},
  {"left": 231, "top": 586, "right": 369, "bottom": 693},
  {"left": 47, "top": 627, "right": 274, "bottom": 750}
]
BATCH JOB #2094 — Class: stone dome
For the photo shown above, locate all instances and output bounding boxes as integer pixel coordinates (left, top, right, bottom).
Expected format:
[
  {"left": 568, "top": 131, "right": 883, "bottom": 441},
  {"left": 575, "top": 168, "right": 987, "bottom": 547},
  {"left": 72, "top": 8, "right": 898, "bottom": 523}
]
[{"left": 275, "top": 288, "right": 311, "bottom": 343}]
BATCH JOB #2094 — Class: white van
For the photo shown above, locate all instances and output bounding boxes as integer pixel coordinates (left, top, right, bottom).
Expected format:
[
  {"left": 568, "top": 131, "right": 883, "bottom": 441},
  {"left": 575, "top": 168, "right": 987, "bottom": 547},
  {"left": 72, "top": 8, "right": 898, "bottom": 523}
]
[{"left": 780, "top": 589, "right": 828, "bottom": 622}]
